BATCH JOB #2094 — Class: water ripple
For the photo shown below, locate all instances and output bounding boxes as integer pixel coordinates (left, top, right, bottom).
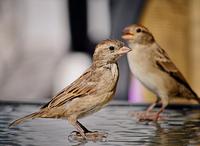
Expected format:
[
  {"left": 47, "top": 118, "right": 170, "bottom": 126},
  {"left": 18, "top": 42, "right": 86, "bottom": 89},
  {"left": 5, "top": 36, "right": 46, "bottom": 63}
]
[{"left": 1, "top": 104, "right": 200, "bottom": 145}]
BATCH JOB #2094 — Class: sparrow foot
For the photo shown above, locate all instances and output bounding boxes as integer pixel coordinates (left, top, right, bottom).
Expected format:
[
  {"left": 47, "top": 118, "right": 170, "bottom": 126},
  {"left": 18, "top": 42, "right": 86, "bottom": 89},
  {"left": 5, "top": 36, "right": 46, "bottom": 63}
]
[
  {"left": 68, "top": 131, "right": 108, "bottom": 142},
  {"left": 85, "top": 131, "right": 108, "bottom": 141},
  {"left": 130, "top": 111, "right": 163, "bottom": 122}
]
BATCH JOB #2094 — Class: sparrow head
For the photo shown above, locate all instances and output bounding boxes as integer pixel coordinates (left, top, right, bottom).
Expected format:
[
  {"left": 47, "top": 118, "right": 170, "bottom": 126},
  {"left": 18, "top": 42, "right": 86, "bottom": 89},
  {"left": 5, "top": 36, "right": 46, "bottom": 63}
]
[
  {"left": 122, "top": 24, "right": 155, "bottom": 45},
  {"left": 93, "top": 39, "right": 131, "bottom": 64}
]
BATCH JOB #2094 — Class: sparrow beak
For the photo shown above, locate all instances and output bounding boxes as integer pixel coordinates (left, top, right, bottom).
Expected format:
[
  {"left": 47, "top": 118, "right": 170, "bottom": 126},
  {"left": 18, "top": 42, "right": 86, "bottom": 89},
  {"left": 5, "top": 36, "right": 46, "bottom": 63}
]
[
  {"left": 121, "top": 27, "right": 134, "bottom": 40},
  {"left": 117, "top": 46, "right": 132, "bottom": 54}
]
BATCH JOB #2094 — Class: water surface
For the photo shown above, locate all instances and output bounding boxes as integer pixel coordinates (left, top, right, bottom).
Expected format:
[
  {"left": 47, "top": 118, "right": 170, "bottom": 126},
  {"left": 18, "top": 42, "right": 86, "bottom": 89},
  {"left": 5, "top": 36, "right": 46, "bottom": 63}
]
[{"left": 1, "top": 102, "right": 200, "bottom": 146}]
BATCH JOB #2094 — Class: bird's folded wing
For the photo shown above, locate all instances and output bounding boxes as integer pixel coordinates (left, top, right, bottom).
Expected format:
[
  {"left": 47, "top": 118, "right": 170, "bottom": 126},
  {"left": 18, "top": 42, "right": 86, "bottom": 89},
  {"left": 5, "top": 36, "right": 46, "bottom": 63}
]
[
  {"left": 155, "top": 47, "right": 193, "bottom": 91},
  {"left": 41, "top": 68, "right": 97, "bottom": 109}
]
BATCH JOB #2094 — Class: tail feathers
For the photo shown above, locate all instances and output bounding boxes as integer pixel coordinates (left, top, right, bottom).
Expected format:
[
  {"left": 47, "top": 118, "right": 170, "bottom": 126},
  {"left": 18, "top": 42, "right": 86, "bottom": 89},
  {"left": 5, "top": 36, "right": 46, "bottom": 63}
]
[
  {"left": 194, "top": 96, "right": 200, "bottom": 104},
  {"left": 181, "top": 86, "right": 200, "bottom": 104},
  {"left": 9, "top": 112, "right": 41, "bottom": 128},
  {"left": 191, "top": 91, "right": 200, "bottom": 104}
]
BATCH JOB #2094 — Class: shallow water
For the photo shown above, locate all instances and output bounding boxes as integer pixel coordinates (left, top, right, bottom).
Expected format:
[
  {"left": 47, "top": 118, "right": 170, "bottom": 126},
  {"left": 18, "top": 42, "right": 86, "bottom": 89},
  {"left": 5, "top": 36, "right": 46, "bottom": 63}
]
[{"left": 1, "top": 102, "right": 200, "bottom": 146}]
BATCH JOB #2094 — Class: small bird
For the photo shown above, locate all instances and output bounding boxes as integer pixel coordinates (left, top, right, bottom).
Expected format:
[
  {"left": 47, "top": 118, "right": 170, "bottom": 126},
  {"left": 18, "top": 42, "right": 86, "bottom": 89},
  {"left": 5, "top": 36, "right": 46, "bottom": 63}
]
[
  {"left": 9, "top": 39, "right": 131, "bottom": 140},
  {"left": 122, "top": 24, "right": 200, "bottom": 121}
]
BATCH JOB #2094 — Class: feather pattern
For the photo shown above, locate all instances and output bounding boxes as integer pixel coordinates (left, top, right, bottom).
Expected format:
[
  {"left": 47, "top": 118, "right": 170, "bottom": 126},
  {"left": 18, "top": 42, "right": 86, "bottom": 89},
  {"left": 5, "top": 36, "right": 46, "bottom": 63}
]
[
  {"left": 41, "top": 68, "right": 97, "bottom": 109},
  {"left": 155, "top": 47, "right": 198, "bottom": 98}
]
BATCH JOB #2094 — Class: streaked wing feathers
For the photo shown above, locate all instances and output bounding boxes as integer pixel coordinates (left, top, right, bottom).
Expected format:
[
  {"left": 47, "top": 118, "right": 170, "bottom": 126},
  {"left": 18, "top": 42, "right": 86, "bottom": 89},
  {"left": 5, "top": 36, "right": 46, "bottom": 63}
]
[
  {"left": 155, "top": 47, "right": 196, "bottom": 95},
  {"left": 41, "top": 68, "right": 96, "bottom": 109}
]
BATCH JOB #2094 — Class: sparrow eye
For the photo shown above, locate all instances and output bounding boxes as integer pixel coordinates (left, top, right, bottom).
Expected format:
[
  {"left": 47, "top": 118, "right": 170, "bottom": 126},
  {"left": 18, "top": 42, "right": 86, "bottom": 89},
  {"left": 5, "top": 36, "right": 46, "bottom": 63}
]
[
  {"left": 109, "top": 46, "right": 115, "bottom": 51},
  {"left": 136, "top": 28, "right": 141, "bottom": 33}
]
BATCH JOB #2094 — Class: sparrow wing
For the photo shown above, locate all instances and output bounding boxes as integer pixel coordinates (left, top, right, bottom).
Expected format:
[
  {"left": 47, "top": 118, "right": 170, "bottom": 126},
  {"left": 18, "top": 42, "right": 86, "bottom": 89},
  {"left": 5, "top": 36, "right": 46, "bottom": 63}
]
[
  {"left": 155, "top": 47, "right": 198, "bottom": 97},
  {"left": 41, "top": 67, "right": 97, "bottom": 109}
]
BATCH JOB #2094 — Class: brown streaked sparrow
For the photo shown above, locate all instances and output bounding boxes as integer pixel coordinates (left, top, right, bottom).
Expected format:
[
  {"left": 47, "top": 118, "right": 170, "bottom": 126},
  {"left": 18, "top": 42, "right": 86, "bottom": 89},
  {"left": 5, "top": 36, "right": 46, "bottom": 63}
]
[
  {"left": 9, "top": 39, "right": 131, "bottom": 141},
  {"left": 122, "top": 24, "right": 200, "bottom": 121}
]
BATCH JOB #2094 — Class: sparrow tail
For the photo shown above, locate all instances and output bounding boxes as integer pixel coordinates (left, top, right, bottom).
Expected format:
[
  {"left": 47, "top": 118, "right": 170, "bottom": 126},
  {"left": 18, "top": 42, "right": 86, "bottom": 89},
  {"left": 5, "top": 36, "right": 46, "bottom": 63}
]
[
  {"left": 194, "top": 96, "right": 200, "bottom": 104},
  {"left": 9, "top": 111, "right": 41, "bottom": 128}
]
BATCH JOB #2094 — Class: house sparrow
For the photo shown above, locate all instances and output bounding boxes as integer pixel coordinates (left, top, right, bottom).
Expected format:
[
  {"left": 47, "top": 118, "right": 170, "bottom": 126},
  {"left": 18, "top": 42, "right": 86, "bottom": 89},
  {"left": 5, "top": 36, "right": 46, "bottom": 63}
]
[
  {"left": 9, "top": 39, "right": 131, "bottom": 140},
  {"left": 122, "top": 24, "right": 200, "bottom": 121}
]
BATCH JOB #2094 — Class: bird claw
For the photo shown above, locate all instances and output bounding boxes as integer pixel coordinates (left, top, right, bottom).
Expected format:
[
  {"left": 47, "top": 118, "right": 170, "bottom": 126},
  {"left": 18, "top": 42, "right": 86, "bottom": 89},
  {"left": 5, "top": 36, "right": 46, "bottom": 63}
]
[
  {"left": 130, "top": 111, "right": 162, "bottom": 122},
  {"left": 68, "top": 131, "right": 108, "bottom": 142},
  {"left": 68, "top": 131, "right": 83, "bottom": 142},
  {"left": 85, "top": 131, "right": 108, "bottom": 141}
]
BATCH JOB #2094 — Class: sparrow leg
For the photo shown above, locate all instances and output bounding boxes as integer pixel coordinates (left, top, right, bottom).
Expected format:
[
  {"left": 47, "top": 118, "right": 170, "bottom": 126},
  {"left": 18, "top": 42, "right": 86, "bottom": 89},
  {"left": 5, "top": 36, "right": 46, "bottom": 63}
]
[
  {"left": 131, "top": 97, "right": 167, "bottom": 121},
  {"left": 77, "top": 121, "right": 107, "bottom": 141},
  {"left": 131, "top": 98, "right": 160, "bottom": 121},
  {"left": 71, "top": 120, "right": 88, "bottom": 139},
  {"left": 146, "top": 97, "right": 161, "bottom": 113},
  {"left": 154, "top": 97, "right": 168, "bottom": 121},
  {"left": 69, "top": 120, "right": 107, "bottom": 141},
  {"left": 76, "top": 121, "right": 91, "bottom": 133},
  {"left": 68, "top": 116, "right": 88, "bottom": 141},
  {"left": 140, "top": 97, "right": 168, "bottom": 121}
]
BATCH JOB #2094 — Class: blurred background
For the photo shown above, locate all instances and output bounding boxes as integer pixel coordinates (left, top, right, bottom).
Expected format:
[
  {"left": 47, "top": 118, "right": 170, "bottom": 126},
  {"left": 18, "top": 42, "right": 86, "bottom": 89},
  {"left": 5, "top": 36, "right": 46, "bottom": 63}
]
[{"left": 0, "top": 0, "right": 200, "bottom": 104}]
